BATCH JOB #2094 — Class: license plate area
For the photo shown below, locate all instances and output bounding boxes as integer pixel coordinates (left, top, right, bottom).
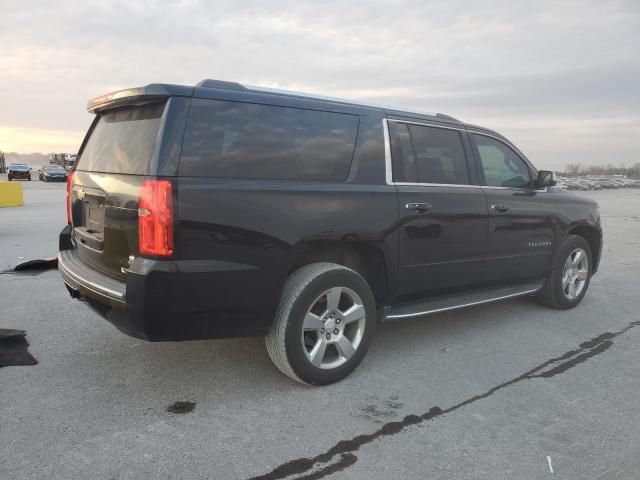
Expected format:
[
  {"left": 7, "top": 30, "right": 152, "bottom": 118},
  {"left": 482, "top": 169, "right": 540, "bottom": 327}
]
[{"left": 86, "top": 202, "right": 105, "bottom": 233}]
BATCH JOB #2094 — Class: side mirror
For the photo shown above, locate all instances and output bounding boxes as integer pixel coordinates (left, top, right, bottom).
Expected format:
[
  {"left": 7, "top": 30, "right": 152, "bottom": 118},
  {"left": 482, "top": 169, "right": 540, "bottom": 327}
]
[{"left": 536, "top": 170, "right": 556, "bottom": 188}]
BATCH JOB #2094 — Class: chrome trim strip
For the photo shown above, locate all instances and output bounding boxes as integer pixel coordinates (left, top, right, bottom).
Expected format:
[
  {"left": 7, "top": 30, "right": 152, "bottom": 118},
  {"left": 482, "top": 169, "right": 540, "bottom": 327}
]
[
  {"left": 383, "top": 118, "right": 393, "bottom": 185},
  {"left": 58, "top": 252, "right": 125, "bottom": 301},
  {"left": 387, "top": 117, "right": 465, "bottom": 132},
  {"left": 482, "top": 185, "right": 548, "bottom": 192},
  {"left": 395, "top": 182, "right": 482, "bottom": 189},
  {"left": 385, "top": 287, "right": 542, "bottom": 320},
  {"left": 384, "top": 117, "right": 544, "bottom": 192}
]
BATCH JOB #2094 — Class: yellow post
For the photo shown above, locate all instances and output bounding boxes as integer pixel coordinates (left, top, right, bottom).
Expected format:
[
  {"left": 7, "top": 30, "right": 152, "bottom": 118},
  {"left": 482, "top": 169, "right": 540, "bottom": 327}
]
[{"left": 0, "top": 180, "right": 24, "bottom": 207}]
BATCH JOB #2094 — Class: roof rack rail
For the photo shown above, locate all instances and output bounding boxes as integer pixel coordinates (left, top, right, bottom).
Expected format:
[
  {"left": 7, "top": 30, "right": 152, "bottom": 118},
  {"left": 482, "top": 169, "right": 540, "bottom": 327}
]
[
  {"left": 196, "top": 79, "right": 247, "bottom": 91},
  {"left": 435, "top": 113, "right": 461, "bottom": 122},
  {"left": 195, "top": 78, "right": 459, "bottom": 121}
]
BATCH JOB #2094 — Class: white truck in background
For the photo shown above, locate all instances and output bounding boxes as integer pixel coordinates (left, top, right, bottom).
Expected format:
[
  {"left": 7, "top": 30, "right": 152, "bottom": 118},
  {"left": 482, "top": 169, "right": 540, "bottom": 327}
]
[{"left": 49, "top": 153, "right": 76, "bottom": 171}]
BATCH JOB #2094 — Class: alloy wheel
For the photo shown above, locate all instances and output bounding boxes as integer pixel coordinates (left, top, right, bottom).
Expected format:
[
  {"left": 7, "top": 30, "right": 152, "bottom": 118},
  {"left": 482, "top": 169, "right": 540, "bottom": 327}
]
[
  {"left": 562, "top": 248, "right": 589, "bottom": 300},
  {"left": 301, "top": 286, "right": 366, "bottom": 369}
]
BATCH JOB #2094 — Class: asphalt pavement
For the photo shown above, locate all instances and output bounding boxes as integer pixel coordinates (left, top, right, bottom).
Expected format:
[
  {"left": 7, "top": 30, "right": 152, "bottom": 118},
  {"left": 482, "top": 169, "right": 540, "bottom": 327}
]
[{"left": 1, "top": 181, "right": 639, "bottom": 479}]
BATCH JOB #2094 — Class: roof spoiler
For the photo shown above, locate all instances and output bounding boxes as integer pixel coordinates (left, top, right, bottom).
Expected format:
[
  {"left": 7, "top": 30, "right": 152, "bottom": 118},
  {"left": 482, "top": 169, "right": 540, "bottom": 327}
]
[{"left": 87, "top": 84, "right": 193, "bottom": 113}]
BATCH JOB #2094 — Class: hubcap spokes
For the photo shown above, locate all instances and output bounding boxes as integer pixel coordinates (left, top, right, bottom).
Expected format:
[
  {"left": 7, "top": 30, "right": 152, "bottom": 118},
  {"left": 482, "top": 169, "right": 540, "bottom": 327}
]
[
  {"left": 301, "top": 286, "right": 366, "bottom": 369},
  {"left": 562, "top": 248, "right": 589, "bottom": 300}
]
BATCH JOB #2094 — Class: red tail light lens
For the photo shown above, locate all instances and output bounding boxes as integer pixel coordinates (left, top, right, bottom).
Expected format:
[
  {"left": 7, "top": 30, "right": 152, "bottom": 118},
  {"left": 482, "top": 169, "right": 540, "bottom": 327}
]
[
  {"left": 138, "top": 179, "right": 174, "bottom": 257},
  {"left": 66, "top": 172, "right": 75, "bottom": 224}
]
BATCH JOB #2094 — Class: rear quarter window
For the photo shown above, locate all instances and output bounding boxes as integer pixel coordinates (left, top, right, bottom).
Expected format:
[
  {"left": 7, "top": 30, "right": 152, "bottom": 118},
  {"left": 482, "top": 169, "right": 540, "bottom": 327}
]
[{"left": 179, "top": 99, "right": 359, "bottom": 181}]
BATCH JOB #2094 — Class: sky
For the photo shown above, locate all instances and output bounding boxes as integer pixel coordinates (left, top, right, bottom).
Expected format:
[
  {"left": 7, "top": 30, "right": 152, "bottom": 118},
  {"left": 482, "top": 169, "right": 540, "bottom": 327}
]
[{"left": 0, "top": 0, "right": 638, "bottom": 170}]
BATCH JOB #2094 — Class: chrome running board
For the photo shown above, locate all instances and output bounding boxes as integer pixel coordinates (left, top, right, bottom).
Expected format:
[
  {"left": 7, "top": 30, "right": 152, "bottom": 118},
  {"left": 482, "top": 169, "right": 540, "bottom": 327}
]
[{"left": 383, "top": 282, "right": 544, "bottom": 321}]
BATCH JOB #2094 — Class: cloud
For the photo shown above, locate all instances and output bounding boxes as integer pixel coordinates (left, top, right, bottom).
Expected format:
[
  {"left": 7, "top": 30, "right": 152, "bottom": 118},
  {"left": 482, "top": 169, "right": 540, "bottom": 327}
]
[
  {"left": 0, "top": 0, "right": 638, "bottom": 168},
  {"left": 0, "top": 125, "right": 84, "bottom": 153}
]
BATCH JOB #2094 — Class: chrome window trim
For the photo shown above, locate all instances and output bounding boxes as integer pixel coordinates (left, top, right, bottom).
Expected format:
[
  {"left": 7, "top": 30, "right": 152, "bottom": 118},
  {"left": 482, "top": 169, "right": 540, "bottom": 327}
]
[
  {"left": 383, "top": 118, "right": 393, "bottom": 185},
  {"left": 394, "top": 182, "right": 482, "bottom": 189},
  {"left": 383, "top": 119, "right": 548, "bottom": 193},
  {"left": 382, "top": 118, "right": 480, "bottom": 189},
  {"left": 482, "top": 185, "right": 548, "bottom": 192},
  {"left": 387, "top": 117, "right": 466, "bottom": 132}
]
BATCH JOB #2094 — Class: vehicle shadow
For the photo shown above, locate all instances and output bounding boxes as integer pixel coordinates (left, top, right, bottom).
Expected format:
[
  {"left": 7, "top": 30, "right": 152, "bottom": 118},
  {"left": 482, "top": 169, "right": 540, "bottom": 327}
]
[{"left": 65, "top": 294, "right": 555, "bottom": 401}]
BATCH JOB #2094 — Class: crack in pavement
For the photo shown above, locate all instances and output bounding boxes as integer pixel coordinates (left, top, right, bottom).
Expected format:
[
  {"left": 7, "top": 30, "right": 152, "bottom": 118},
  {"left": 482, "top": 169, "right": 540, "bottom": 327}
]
[{"left": 248, "top": 320, "right": 640, "bottom": 480}]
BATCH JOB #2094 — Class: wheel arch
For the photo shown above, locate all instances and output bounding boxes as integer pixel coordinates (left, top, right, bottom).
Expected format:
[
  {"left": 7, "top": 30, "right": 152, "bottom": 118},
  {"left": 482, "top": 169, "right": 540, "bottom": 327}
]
[
  {"left": 288, "top": 240, "right": 388, "bottom": 305},
  {"left": 567, "top": 225, "right": 602, "bottom": 273}
]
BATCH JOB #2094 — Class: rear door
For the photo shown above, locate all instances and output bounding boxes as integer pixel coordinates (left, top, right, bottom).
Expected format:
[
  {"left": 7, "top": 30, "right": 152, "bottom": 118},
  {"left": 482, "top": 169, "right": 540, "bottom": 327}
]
[
  {"left": 469, "top": 132, "right": 554, "bottom": 283},
  {"left": 70, "top": 100, "right": 173, "bottom": 279},
  {"left": 389, "top": 119, "right": 489, "bottom": 300}
]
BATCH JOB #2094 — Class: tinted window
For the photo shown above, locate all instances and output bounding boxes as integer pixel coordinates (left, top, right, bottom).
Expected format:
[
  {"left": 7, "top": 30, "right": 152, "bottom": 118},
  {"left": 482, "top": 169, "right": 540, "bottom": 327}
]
[
  {"left": 472, "top": 134, "right": 531, "bottom": 188},
  {"left": 389, "top": 122, "right": 470, "bottom": 185},
  {"left": 78, "top": 102, "right": 165, "bottom": 175},
  {"left": 179, "top": 99, "right": 359, "bottom": 180}
]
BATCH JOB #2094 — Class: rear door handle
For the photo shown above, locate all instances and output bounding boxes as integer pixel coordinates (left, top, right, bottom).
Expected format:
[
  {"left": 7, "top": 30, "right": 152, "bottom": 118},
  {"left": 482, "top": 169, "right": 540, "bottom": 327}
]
[
  {"left": 491, "top": 204, "right": 510, "bottom": 212},
  {"left": 405, "top": 202, "right": 432, "bottom": 212}
]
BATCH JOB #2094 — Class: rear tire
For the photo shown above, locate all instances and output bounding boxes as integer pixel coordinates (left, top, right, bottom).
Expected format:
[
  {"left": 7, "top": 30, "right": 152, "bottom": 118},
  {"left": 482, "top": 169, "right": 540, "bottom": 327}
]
[
  {"left": 265, "top": 262, "right": 376, "bottom": 385},
  {"left": 537, "top": 235, "right": 592, "bottom": 309}
]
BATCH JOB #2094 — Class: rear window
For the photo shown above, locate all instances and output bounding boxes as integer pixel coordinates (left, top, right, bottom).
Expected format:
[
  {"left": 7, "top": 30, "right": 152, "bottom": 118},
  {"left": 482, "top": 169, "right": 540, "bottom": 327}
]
[
  {"left": 179, "top": 99, "right": 359, "bottom": 181},
  {"left": 77, "top": 102, "right": 165, "bottom": 175}
]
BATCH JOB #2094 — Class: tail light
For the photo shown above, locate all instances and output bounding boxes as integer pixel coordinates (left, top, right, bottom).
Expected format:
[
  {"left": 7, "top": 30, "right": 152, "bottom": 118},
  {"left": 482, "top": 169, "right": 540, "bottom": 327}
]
[
  {"left": 66, "top": 171, "right": 75, "bottom": 224},
  {"left": 138, "top": 179, "right": 174, "bottom": 257}
]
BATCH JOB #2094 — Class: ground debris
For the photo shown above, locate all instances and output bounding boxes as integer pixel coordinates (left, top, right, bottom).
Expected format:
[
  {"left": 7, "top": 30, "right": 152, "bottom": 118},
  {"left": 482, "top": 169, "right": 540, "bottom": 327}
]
[{"left": 0, "top": 329, "right": 38, "bottom": 368}]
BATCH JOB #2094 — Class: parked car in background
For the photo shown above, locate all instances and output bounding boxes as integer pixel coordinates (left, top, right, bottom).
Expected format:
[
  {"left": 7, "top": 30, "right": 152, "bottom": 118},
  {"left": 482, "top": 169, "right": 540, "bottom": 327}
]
[
  {"left": 39, "top": 164, "right": 68, "bottom": 182},
  {"left": 7, "top": 163, "right": 31, "bottom": 181}
]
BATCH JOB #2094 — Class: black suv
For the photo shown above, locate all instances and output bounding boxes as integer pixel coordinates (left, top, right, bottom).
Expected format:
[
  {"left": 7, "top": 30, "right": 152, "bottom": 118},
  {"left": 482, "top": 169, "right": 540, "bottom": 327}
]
[
  {"left": 58, "top": 79, "right": 602, "bottom": 385},
  {"left": 8, "top": 163, "right": 31, "bottom": 181}
]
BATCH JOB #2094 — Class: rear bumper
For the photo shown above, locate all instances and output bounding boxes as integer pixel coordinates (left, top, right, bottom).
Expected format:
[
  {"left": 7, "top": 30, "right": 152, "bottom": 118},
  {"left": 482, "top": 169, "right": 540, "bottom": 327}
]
[{"left": 58, "top": 227, "right": 274, "bottom": 341}]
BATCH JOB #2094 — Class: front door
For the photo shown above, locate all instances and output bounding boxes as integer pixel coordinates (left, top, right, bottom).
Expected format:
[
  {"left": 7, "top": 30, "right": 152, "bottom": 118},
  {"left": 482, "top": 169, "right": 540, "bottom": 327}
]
[
  {"left": 388, "top": 119, "right": 489, "bottom": 300},
  {"left": 469, "top": 132, "right": 554, "bottom": 284}
]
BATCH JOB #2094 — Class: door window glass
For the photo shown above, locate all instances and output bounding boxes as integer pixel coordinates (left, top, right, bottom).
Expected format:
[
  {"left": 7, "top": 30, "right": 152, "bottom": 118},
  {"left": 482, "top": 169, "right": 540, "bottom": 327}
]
[
  {"left": 389, "top": 121, "right": 470, "bottom": 185},
  {"left": 472, "top": 134, "right": 531, "bottom": 188}
]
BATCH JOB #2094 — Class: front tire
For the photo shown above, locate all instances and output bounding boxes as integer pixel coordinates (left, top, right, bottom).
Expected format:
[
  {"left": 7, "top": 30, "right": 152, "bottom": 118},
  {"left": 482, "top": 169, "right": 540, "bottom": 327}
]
[
  {"left": 537, "top": 235, "right": 592, "bottom": 309},
  {"left": 265, "top": 262, "right": 376, "bottom": 385}
]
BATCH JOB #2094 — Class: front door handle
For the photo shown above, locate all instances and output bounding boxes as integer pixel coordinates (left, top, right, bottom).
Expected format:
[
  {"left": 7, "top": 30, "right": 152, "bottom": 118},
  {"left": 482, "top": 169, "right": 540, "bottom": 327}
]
[
  {"left": 405, "top": 202, "right": 432, "bottom": 212},
  {"left": 491, "top": 204, "right": 510, "bottom": 212}
]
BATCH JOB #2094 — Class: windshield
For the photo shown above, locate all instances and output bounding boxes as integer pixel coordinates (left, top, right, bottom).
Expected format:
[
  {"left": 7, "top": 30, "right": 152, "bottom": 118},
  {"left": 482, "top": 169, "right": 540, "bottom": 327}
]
[
  {"left": 77, "top": 102, "right": 166, "bottom": 175},
  {"left": 47, "top": 165, "right": 66, "bottom": 171},
  {"left": 11, "top": 164, "right": 29, "bottom": 170}
]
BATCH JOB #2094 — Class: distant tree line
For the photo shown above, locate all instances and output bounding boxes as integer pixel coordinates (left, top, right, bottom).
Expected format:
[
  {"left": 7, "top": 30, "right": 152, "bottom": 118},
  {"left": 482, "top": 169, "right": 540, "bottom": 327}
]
[{"left": 562, "top": 162, "right": 640, "bottom": 178}]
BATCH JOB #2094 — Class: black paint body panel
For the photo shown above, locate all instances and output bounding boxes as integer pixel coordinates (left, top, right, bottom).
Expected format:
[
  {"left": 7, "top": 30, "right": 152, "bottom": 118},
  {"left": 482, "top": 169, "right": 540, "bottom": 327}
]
[{"left": 59, "top": 81, "right": 602, "bottom": 341}]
